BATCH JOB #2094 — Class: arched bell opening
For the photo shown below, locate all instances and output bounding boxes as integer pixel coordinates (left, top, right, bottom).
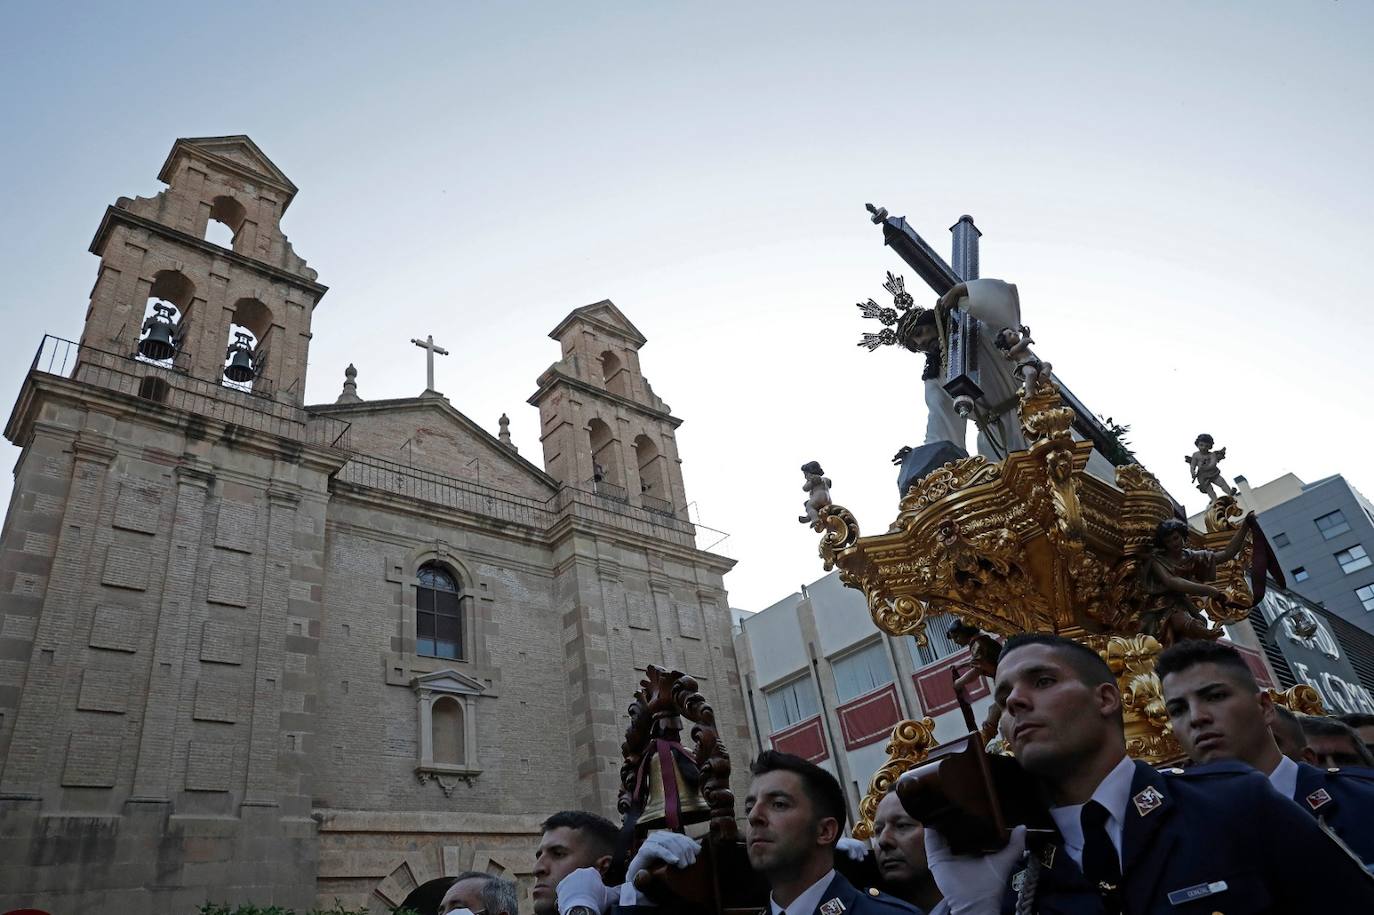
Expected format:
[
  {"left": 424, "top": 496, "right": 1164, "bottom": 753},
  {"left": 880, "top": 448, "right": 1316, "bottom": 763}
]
[
  {"left": 136, "top": 270, "right": 194, "bottom": 365},
  {"left": 634, "top": 433, "right": 670, "bottom": 513},
  {"left": 588, "top": 418, "right": 626, "bottom": 501},
  {"left": 205, "top": 195, "right": 246, "bottom": 251},
  {"left": 599, "top": 349, "right": 630, "bottom": 397},
  {"left": 223, "top": 297, "right": 272, "bottom": 391}
]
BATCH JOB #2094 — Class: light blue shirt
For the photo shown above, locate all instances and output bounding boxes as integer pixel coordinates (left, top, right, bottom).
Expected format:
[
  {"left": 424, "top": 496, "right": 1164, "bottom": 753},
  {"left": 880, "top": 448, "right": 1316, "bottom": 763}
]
[
  {"left": 1048, "top": 754, "right": 1135, "bottom": 869},
  {"left": 1268, "top": 753, "right": 1300, "bottom": 800},
  {"left": 769, "top": 868, "right": 836, "bottom": 915}
]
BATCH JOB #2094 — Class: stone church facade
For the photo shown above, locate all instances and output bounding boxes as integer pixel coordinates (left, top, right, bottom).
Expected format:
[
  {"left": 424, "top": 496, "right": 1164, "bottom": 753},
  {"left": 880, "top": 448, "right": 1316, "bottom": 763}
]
[{"left": 0, "top": 136, "right": 750, "bottom": 913}]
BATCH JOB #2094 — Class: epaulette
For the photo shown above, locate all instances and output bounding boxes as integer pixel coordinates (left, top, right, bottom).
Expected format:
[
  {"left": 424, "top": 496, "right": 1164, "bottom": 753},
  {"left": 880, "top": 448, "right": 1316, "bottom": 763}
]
[
  {"left": 861, "top": 886, "right": 921, "bottom": 911},
  {"left": 1326, "top": 764, "right": 1374, "bottom": 782},
  {"left": 1159, "top": 760, "right": 1256, "bottom": 778}
]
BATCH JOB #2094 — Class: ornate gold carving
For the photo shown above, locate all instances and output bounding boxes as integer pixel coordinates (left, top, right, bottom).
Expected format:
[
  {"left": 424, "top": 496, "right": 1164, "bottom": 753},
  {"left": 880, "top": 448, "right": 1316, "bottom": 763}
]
[
  {"left": 899, "top": 456, "right": 1001, "bottom": 512},
  {"left": 1102, "top": 635, "right": 1184, "bottom": 766},
  {"left": 816, "top": 505, "right": 860, "bottom": 572},
  {"left": 1270, "top": 683, "right": 1326, "bottom": 716},
  {"left": 851, "top": 718, "right": 937, "bottom": 840},
  {"left": 1203, "top": 494, "right": 1245, "bottom": 534}
]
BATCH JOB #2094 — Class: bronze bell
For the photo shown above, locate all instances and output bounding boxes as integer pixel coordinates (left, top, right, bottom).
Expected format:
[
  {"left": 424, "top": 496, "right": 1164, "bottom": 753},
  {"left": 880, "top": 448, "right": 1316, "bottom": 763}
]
[
  {"left": 638, "top": 748, "right": 711, "bottom": 832},
  {"left": 138, "top": 303, "right": 179, "bottom": 361},
  {"left": 224, "top": 332, "right": 256, "bottom": 383}
]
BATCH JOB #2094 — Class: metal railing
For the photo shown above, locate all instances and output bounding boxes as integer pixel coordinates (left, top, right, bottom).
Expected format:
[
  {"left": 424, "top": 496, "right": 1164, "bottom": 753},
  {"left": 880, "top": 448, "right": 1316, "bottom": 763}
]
[
  {"left": 592, "top": 479, "right": 628, "bottom": 504},
  {"left": 336, "top": 454, "right": 554, "bottom": 528},
  {"left": 640, "top": 493, "right": 675, "bottom": 517},
  {"left": 27, "top": 335, "right": 349, "bottom": 451}
]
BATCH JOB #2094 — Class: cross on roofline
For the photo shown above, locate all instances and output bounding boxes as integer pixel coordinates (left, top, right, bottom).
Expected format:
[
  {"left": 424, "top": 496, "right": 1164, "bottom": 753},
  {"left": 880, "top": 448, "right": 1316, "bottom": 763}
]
[{"left": 411, "top": 333, "right": 449, "bottom": 394}]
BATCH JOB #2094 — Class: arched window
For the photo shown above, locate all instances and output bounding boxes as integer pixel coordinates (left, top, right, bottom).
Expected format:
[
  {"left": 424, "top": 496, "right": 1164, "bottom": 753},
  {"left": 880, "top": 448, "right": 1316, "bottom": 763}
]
[
  {"left": 417, "top": 563, "right": 463, "bottom": 660},
  {"left": 431, "top": 696, "right": 465, "bottom": 765},
  {"left": 205, "top": 195, "right": 246, "bottom": 250},
  {"left": 223, "top": 297, "right": 272, "bottom": 393},
  {"left": 635, "top": 434, "right": 672, "bottom": 515},
  {"left": 600, "top": 350, "right": 629, "bottom": 396},
  {"left": 588, "top": 418, "right": 626, "bottom": 502},
  {"left": 137, "top": 270, "right": 195, "bottom": 366}
]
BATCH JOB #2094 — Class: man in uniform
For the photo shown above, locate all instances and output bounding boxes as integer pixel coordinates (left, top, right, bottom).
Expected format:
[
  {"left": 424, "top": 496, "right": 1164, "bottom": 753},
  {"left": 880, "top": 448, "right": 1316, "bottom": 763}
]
[
  {"left": 1337, "top": 712, "right": 1374, "bottom": 756},
  {"left": 1302, "top": 714, "right": 1374, "bottom": 767},
  {"left": 1156, "top": 638, "right": 1374, "bottom": 868},
  {"left": 533, "top": 810, "right": 618, "bottom": 915},
  {"left": 922, "top": 632, "right": 1374, "bottom": 913},
  {"left": 557, "top": 750, "right": 920, "bottom": 915},
  {"left": 1271, "top": 704, "right": 1315, "bottom": 763},
  {"left": 872, "top": 788, "right": 946, "bottom": 914}
]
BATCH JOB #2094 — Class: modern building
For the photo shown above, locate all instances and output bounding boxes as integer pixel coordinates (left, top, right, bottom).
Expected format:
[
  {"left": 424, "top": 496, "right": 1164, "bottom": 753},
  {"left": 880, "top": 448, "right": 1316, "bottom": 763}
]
[
  {"left": 1215, "top": 473, "right": 1374, "bottom": 632},
  {"left": 733, "top": 569, "right": 1278, "bottom": 822},
  {"left": 0, "top": 137, "right": 750, "bottom": 913}
]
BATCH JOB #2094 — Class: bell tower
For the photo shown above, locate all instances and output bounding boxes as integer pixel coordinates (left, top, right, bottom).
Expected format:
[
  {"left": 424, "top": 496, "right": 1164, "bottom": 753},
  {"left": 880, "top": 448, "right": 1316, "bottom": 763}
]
[
  {"left": 81, "top": 135, "right": 326, "bottom": 403},
  {"left": 529, "top": 300, "right": 688, "bottom": 515}
]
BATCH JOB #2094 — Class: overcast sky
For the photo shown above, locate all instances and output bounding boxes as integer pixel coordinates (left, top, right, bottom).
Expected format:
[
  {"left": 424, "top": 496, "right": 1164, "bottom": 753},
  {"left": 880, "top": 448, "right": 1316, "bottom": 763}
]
[{"left": 2, "top": 1, "right": 1371, "bottom": 612}]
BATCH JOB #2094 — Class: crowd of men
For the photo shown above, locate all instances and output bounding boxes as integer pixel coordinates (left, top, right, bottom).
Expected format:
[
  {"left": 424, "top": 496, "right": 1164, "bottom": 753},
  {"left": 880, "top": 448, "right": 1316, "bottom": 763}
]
[{"left": 435, "top": 635, "right": 1374, "bottom": 915}]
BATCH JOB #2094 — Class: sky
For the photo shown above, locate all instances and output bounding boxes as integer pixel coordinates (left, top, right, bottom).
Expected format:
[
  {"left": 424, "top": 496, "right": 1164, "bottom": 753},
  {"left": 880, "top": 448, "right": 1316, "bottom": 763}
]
[{"left": 1, "top": 1, "right": 1371, "bottom": 612}]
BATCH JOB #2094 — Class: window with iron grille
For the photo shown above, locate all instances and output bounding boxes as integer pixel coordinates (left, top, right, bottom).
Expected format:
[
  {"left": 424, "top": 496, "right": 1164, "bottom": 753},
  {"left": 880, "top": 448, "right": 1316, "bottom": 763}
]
[
  {"left": 417, "top": 563, "right": 463, "bottom": 659},
  {"left": 1316, "top": 510, "right": 1351, "bottom": 540}
]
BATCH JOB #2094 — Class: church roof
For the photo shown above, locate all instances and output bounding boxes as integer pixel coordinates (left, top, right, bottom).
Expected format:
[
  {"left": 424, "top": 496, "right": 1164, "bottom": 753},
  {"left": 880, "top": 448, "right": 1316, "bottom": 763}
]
[
  {"left": 308, "top": 394, "right": 558, "bottom": 493},
  {"left": 548, "top": 299, "right": 648, "bottom": 347},
  {"left": 158, "top": 135, "right": 300, "bottom": 210}
]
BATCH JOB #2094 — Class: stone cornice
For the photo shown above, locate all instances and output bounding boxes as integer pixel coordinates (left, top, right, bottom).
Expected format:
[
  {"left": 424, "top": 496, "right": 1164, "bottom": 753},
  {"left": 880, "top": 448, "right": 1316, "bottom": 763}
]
[
  {"left": 527, "top": 369, "right": 683, "bottom": 429},
  {"left": 89, "top": 207, "right": 329, "bottom": 299}
]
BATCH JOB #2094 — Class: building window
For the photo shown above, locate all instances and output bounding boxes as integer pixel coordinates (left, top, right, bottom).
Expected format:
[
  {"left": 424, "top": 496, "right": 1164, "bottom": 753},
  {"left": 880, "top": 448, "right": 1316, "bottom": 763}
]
[
  {"left": 1316, "top": 510, "right": 1351, "bottom": 541},
  {"left": 1272, "top": 532, "right": 1290, "bottom": 548},
  {"left": 413, "top": 670, "right": 484, "bottom": 795},
  {"left": 1292, "top": 566, "right": 1310, "bottom": 582},
  {"left": 765, "top": 677, "right": 820, "bottom": 729},
  {"left": 909, "top": 611, "right": 962, "bottom": 667},
  {"left": 1336, "top": 544, "right": 1372, "bottom": 575},
  {"left": 1358, "top": 585, "right": 1374, "bottom": 612},
  {"left": 831, "top": 641, "right": 894, "bottom": 703},
  {"left": 417, "top": 564, "right": 462, "bottom": 659}
]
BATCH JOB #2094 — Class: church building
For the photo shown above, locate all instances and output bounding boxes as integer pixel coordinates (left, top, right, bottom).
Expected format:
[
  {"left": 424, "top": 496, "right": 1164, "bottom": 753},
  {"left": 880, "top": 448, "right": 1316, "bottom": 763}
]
[{"left": 0, "top": 136, "right": 750, "bottom": 913}]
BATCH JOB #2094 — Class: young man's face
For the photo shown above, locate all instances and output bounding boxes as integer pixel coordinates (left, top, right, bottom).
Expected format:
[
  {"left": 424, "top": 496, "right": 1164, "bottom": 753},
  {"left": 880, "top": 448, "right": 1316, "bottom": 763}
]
[
  {"left": 872, "top": 791, "right": 928, "bottom": 889},
  {"left": 993, "top": 644, "right": 1119, "bottom": 775},
  {"left": 1161, "top": 662, "right": 1274, "bottom": 766},
  {"left": 744, "top": 769, "right": 832, "bottom": 875},
  {"left": 531, "top": 827, "right": 609, "bottom": 915}
]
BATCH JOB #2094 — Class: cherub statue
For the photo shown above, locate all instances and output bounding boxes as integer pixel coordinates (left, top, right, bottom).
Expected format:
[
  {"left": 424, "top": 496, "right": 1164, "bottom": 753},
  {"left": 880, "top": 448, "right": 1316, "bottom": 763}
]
[
  {"left": 1185, "top": 434, "right": 1238, "bottom": 501},
  {"left": 798, "top": 461, "right": 832, "bottom": 526},
  {"left": 1138, "top": 515, "right": 1253, "bottom": 647},
  {"left": 993, "top": 324, "right": 1051, "bottom": 395}
]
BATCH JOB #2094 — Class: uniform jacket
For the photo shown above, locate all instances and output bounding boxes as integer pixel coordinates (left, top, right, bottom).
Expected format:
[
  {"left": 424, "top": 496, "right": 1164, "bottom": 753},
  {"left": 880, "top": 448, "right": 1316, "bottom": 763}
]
[
  {"left": 1292, "top": 761, "right": 1374, "bottom": 867},
  {"left": 1001, "top": 760, "right": 1374, "bottom": 914},
  {"left": 610, "top": 870, "right": 923, "bottom": 915}
]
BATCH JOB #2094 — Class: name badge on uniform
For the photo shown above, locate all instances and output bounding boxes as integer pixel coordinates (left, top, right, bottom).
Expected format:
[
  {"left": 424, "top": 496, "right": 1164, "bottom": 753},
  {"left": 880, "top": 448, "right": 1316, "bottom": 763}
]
[
  {"left": 1166, "top": 880, "right": 1228, "bottom": 905},
  {"left": 1307, "top": 788, "right": 1333, "bottom": 810},
  {"left": 1133, "top": 785, "right": 1164, "bottom": 816},
  {"left": 819, "top": 898, "right": 846, "bottom": 915}
]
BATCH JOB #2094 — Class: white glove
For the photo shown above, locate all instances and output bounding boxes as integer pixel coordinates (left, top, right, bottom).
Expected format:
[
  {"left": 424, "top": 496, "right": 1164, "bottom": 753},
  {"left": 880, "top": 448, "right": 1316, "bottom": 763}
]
[
  {"left": 555, "top": 866, "right": 616, "bottom": 915},
  {"left": 626, "top": 830, "right": 701, "bottom": 880},
  {"left": 924, "top": 823, "right": 1027, "bottom": 915},
  {"left": 836, "top": 836, "right": 869, "bottom": 862}
]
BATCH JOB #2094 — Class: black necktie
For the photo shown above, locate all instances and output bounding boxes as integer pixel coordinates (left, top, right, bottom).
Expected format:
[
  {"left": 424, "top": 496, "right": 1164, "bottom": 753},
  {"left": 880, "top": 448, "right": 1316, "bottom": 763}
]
[{"left": 1081, "top": 800, "right": 1122, "bottom": 912}]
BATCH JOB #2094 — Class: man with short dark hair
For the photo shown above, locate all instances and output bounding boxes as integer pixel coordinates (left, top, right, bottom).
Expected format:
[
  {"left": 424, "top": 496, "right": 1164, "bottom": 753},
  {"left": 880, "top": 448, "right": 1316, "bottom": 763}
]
[
  {"left": 872, "top": 789, "right": 945, "bottom": 914},
  {"left": 1302, "top": 714, "right": 1374, "bottom": 767},
  {"left": 533, "top": 811, "right": 618, "bottom": 915},
  {"left": 924, "top": 632, "right": 1374, "bottom": 913},
  {"left": 1272, "top": 704, "right": 1317, "bottom": 763},
  {"left": 440, "top": 870, "right": 520, "bottom": 915},
  {"left": 1157, "top": 638, "right": 1374, "bottom": 869},
  {"left": 746, "top": 750, "right": 918, "bottom": 914},
  {"left": 1337, "top": 712, "right": 1374, "bottom": 756}
]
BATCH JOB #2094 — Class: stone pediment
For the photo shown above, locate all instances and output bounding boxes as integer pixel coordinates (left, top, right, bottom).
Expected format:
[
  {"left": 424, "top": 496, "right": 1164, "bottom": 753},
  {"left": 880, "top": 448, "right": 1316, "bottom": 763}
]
[
  {"left": 549, "top": 299, "right": 647, "bottom": 347},
  {"left": 308, "top": 395, "right": 558, "bottom": 499},
  {"left": 158, "top": 135, "right": 299, "bottom": 204},
  {"left": 411, "top": 668, "right": 486, "bottom": 696}
]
